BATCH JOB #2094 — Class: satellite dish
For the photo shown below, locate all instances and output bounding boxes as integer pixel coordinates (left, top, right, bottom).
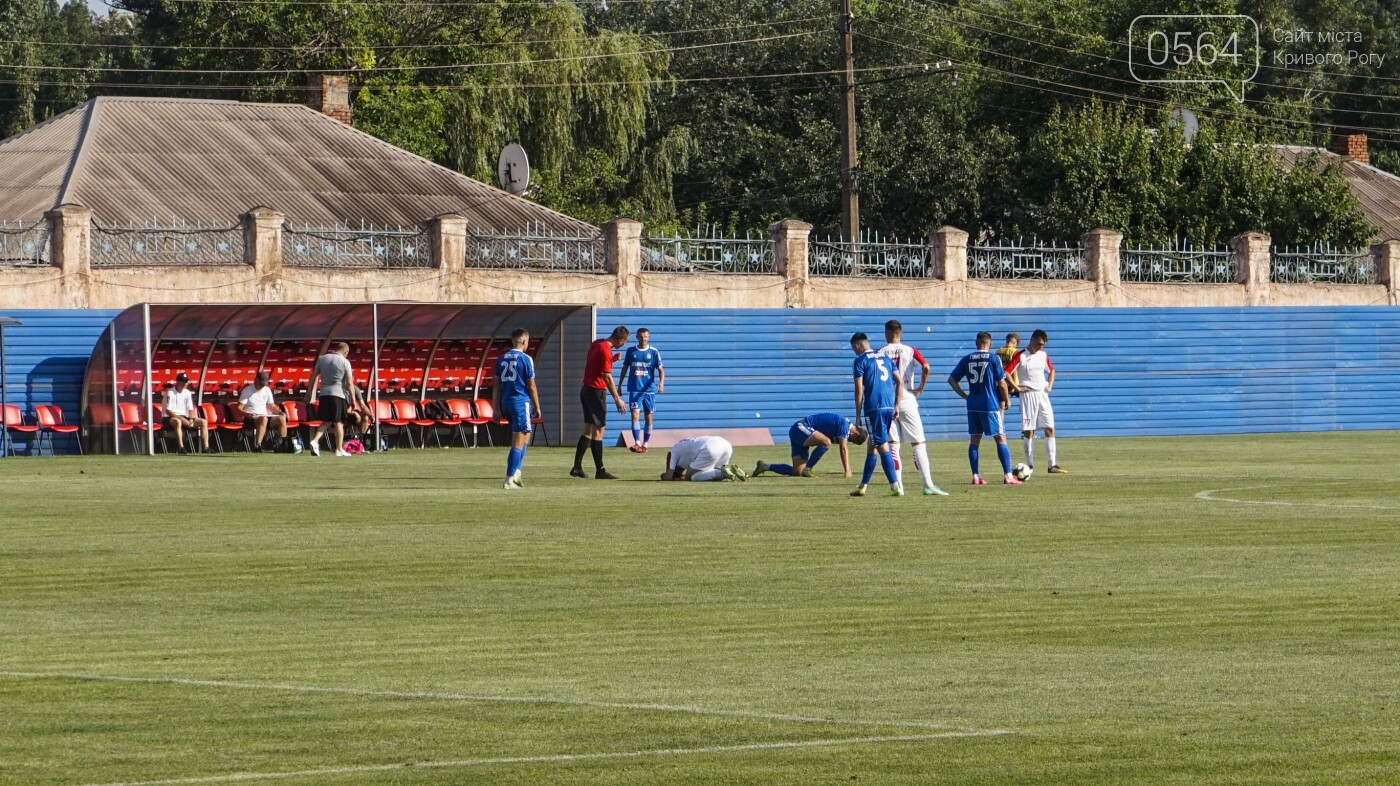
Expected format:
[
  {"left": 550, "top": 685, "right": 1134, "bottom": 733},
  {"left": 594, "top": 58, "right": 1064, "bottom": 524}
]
[
  {"left": 498, "top": 142, "right": 531, "bottom": 195},
  {"left": 1169, "top": 107, "right": 1199, "bottom": 145}
]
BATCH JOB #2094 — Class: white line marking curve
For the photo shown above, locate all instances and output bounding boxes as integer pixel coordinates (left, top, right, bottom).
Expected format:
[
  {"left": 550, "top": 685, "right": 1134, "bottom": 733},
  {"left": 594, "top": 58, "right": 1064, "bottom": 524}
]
[{"left": 1194, "top": 485, "right": 1394, "bottom": 510}]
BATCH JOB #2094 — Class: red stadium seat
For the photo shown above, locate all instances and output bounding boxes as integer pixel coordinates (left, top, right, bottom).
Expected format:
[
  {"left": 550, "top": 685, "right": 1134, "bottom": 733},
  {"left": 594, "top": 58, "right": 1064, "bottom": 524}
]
[
  {"left": 467, "top": 399, "right": 495, "bottom": 447},
  {"left": 374, "top": 399, "right": 411, "bottom": 448},
  {"left": 444, "top": 398, "right": 473, "bottom": 446},
  {"left": 3, "top": 404, "right": 40, "bottom": 456}
]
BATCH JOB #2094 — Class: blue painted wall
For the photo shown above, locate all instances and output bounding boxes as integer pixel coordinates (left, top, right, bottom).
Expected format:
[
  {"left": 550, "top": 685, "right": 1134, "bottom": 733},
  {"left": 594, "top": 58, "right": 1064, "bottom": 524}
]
[
  {"left": 0, "top": 309, "right": 120, "bottom": 454},
  {"left": 4, "top": 307, "right": 1397, "bottom": 454},
  {"left": 597, "top": 308, "right": 1400, "bottom": 441}
]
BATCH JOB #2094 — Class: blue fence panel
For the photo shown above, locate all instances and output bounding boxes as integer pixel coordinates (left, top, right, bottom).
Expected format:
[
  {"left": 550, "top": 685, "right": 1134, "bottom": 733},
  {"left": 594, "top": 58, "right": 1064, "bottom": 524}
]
[
  {"left": 597, "top": 308, "right": 1400, "bottom": 441},
  {"left": 0, "top": 309, "right": 121, "bottom": 455}
]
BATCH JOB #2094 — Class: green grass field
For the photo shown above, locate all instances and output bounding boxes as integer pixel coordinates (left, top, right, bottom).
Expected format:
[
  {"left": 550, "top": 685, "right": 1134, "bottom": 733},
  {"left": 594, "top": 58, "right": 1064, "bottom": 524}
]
[{"left": 2, "top": 432, "right": 1397, "bottom": 785}]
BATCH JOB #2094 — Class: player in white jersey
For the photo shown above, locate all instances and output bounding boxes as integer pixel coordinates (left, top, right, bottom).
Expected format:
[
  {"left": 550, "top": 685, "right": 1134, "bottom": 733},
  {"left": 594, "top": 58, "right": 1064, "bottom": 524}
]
[
  {"left": 660, "top": 436, "right": 748, "bottom": 481},
  {"left": 877, "top": 320, "right": 948, "bottom": 496},
  {"left": 1003, "top": 328, "right": 1067, "bottom": 474}
]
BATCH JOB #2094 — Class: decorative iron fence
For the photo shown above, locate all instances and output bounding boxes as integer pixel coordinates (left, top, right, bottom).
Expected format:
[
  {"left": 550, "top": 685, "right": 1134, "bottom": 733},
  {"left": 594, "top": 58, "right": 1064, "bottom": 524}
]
[
  {"left": 642, "top": 227, "right": 774, "bottom": 274},
  {"left": 809, "top": 232, "right": 930, "bottom": 277},
  {"left": 90, "top": 221, "right": 245, "bottom": 268},
  {"left": 1120, "top": 241, "right": 1236, "bottom": 284},
  {"left": 284, "top": 222, "right": 430, "bottom": 269},
  {"left": 1270, "top": 244, "right": 1376, "bottom": 284},
  {"left": 967, "top": 240, "right": 1086, "bottom": 280},
  {"left": 0, "top": 221, "right": 50, "bottom": 267},
  {"left": 464, "top": 224, "right": 606, "bottom": 272}
]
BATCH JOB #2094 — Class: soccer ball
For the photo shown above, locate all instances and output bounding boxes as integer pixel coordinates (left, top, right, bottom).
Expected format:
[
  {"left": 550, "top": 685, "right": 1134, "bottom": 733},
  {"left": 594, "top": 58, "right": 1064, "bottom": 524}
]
[{"left": 1012, "top": 463, "right": 1033, "bottom": 481}]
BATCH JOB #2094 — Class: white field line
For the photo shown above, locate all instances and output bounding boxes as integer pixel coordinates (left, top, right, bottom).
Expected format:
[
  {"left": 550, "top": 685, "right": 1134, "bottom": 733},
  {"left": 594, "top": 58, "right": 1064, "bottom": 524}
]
[
  {"left": 1194, "top": 486, "right": 1395, "bottom": 510},
  {"left": 0, "top": 670, "right": 976, "bottom": 731},
  {"left": 73, "top": 731, "right": 1014, "bottom": 786}
]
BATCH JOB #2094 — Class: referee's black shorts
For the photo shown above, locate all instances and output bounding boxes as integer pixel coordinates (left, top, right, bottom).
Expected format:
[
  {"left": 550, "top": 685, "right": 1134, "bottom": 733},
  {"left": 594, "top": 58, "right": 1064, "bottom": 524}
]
[{"left": 580, "top": 386, "right": 608, "bottom": 427}]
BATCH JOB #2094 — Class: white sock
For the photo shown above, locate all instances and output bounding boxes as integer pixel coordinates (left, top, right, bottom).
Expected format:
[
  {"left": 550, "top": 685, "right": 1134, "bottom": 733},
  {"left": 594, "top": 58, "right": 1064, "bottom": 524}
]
[
  {"left": 692, "top": 468, "right": 725, "bottom": 482},
  {"left": 1047, "top": 437, "right": 1057, "bottom": 467},
  {"left": 912, "top": 443, "right": 934, "bottom": 487},
  {"left": 1023, "top": 437, "right": 1034, "bottom": 467},
  {"left": 890, "top": 442, "right": 902, "bottom": 478}
]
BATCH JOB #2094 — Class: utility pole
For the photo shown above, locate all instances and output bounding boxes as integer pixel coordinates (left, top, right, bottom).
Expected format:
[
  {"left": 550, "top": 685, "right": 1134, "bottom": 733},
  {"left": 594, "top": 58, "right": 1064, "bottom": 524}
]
[{"left": 838, "top": 0, "right": 859, "bottom": 244}]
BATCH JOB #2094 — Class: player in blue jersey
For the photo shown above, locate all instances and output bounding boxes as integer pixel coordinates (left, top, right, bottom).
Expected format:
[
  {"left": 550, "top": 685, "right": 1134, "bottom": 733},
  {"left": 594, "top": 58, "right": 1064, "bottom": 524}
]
[
  {"left": 850, "top": 332, "right": 905, "bottom": 497},
  {"left": 618, "top": 327, "right": 665, "bottom": 453},
  {"left": 493, "top": 328, "right": 543, "bottom": 490},
  {"left": 948, "top": 331, "right": 1021, "bottom": 486},
  {"left": 752, "top": 412, "right": 867, "bottom": 478}
]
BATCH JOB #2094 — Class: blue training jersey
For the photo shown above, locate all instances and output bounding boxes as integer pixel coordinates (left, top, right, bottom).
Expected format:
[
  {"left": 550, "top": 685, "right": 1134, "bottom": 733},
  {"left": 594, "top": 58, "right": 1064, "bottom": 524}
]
[
  {"left": 949, "top": 349, "right": 1005, "bottom": 412},
  {"left": 803, "top": 412, "right": 853, "bottom": 442},
  {"left": 853, "top": 350, "right": 898, "bottom": 412},
  {"left": 621, "top": 346, "right": 663, "bottom": 393},
  {"left": 495, "top": 348, "right": 535, "bottom": 402}
]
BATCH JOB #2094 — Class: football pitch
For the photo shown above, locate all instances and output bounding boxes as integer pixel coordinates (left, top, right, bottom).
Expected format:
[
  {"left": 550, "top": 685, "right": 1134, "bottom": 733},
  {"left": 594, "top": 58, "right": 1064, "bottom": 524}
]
[{"left": 2, "top": 432, "right": 1397, "bottom": 785}]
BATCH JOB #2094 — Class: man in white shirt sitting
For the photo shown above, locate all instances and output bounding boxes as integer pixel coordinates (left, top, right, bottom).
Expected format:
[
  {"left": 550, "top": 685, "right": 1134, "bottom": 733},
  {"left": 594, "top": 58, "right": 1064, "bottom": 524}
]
[
  {"left": 162, "top": 372, "right": 212, "bottom": 454},
  {"left": 238, "top": 371, "right": 287, "bottom": 453}
]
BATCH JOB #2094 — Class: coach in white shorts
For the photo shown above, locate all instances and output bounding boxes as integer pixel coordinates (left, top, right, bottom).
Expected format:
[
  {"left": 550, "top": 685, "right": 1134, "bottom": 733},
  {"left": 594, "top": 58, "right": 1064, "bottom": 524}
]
[
  {"left": 877, "top": 319, "right": 947, "bottom": 496},
  {"left": 661, "top": 436, "right": 746, "bottom": 481},
  {"left": 1004, "top": 328, "right": 1067, "bottom": 474}
]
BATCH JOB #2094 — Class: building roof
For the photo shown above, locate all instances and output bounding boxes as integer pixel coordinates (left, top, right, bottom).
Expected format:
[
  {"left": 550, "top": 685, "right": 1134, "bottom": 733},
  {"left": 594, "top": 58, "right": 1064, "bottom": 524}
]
[
  {"left": 0, "top": 96, "right": 595, "bottom": 233},
  {"left": 1272, "top": 145, "right": 1400, "bottom": 242}
]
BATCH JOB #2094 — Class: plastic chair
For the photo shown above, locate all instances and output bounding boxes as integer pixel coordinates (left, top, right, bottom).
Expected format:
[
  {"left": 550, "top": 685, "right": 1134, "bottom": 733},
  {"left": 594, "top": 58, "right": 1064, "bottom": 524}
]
[
  {"left": 117, "top": 402, "right": 155, "bottom": 453},
  {"left": 35, "top": 404, "right": 82, "bottom": 455},
  {"left": 200, "top": 403, "right": 225, "bottom": 453},
  {"left": 467, "top": 398, "right": 495, "bottom": 447},
  {"left": 374, "top": 399, "right": 411, "bottom": 448},
  {"left": 393, "top": 399, "right": 438, "bottom": 448},
  {"left": 3, "top": 404, "right": 39, "bottom": 456},
  {"left": 224, "top": 402, "right": 254, "bottom": 451}
]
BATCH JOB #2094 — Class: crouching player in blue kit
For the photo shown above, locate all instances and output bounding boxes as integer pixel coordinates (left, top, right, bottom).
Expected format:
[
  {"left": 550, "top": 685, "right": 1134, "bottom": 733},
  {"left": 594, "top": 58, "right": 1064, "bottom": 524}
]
[
  {"left": 850, "top": 332, "right": 905, "bottom": 497},
  {"left": 948, "top": 331, "right": 1021, "bottom": 486},
  {"left": 619, "top": 327, "right": 664, "bottom": 452},
  {"left": 752, "top": 412, "right": 867, "bottom": 478},
  {"left": 494, "top": 328, "right": 543, "bottom": 489}
]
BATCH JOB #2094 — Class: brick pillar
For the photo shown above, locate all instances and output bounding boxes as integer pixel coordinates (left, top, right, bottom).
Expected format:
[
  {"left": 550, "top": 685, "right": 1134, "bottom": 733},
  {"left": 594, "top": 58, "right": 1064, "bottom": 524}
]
[
  {"left": 932, "top": 226, "right": 968, "bottom": 281},
  {"left": 1232, "top": 231, "right": 1272, "bottom": 306},
  {"left": 244, "top": 207, "right": 285, "bottom": 302},
  {"left": 431, "top": 213, "right": 468, "bottom": 301},
  {"left": 1330, "top": 134, "right": 1369, "bottom": 165},
  {"left": 1374, "top": 239, "right": 1400, "bottom": 306},
  {"left": 1081, "top": 228, "right": 1123, "bottom": 302},
  {"left": 308, "top": 74, "right": 352, "bottom": 124},
  {"left": 771, "top": 218, "right": 812, "bottom": 308},
  {"left": 46, "top": 203, "right": 92, "bottom": 308},
  {"left": 604, "top": 218, "right": 643, "bottom": 308}
]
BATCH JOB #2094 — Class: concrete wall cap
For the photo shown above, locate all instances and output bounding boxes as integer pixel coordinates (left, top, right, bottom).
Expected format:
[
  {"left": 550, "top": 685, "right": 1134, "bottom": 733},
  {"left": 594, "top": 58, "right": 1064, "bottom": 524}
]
[
  {"left": 933, "top": 225, "right": 969, "bottom": 237},
  {"left": 769, "top": 218, "right": 814, "bottom": 232}
]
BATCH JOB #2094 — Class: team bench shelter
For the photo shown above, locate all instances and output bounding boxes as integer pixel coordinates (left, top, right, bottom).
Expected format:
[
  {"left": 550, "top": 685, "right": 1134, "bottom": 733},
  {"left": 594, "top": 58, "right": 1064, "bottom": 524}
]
[{"left": 80, "top": 302, "right": 593, "bottom": 454}]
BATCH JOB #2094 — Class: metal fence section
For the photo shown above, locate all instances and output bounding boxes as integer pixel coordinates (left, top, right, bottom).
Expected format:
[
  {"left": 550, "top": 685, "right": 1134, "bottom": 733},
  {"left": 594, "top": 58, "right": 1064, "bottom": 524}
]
[
  {"left": 464, "top": 224, "right": 606, "bottom": 272},
  {"left": 809, "top": 232, "right": 930, "bottom": 277},
  {"left": 1120, "top": 241, "right": 1236, "bottom": 284},
  {"left": 0, "top": 221, "right": 50, "bottom": 267},
  {"left": 283, "top": 222, "right": 430, "bottom": 269},
  {"left": 90, "top": 221, "right": 245, "bottom": 268},
  {"left": 642, "top": 227, "right": 774, "bottom": 274},
  {"left": 1270, "top": 244, "right": 1376, "bottom": 284},
  {"left": 967, "top": 240, "right": 1087, "bottom": 280}
]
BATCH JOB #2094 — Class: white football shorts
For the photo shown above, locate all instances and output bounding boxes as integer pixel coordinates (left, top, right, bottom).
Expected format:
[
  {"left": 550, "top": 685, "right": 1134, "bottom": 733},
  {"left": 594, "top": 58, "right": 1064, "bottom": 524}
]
[
  {"left": 891, "top": 394, "right": 926, "bottom": 443},
  {"left": 692, "top": 437, "right": 733, "bottom": 471},
  {"left": 1019, "top": 390, "right": 1055, "bottom": 431}
]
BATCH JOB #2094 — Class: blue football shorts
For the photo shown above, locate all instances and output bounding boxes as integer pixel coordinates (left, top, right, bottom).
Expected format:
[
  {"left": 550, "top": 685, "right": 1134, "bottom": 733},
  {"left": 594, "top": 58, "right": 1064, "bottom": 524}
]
[
  {"left": 628, "top": 392, "right": 656, "bottom": 414},
  {"left": 966, "top": 409, "right": 1003, "bottom": 437},
  {"left": 788, "top": 420, "right": 815, "bottom": 460},
  {"left": 864, "top": 408, "right": 894, "bottom": 447},
  {"left": 504, "top": 399, "right": 533, "bottom": 434}
]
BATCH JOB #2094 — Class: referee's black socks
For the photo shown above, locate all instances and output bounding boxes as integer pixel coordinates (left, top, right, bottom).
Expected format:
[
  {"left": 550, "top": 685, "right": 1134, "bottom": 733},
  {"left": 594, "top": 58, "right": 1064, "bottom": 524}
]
[
  {"left": 574, "top": 435, "right": 590, "bottom": 470},
  {"left": 590, "top": 439, "right": 605, "bottom": 470}
]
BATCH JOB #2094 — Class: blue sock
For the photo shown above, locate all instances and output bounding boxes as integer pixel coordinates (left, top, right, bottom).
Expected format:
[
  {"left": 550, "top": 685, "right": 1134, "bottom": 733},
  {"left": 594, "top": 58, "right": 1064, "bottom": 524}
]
[
  {"left": 880, "top": 451, "right": 898, "bottom": 484},
  {"left": 968, "top": 443, "right": 980, "bottom": 475},
  {"left": 506, "top": 447, "right": 523, "bottom": 478},
  {"left": 997, "top": 441, "right": 1013, "bottom": 475},
  {"left": 643, "top": 428, "right": 652, "bottom": 444},
  {"left": 770, "top": 463, "right": 796, "bottom": 476},
  {"left": 861, "top": 453, "right": 878, "bottom": 486},
  {"left": 632, "top": 424, "right": 642, "bottom": 444},
  {"left": 519, "top": 443, "right": 528, "bottom": 465},
  {"left": 807, "top": 446, "right": 828, "bottom": 469}
]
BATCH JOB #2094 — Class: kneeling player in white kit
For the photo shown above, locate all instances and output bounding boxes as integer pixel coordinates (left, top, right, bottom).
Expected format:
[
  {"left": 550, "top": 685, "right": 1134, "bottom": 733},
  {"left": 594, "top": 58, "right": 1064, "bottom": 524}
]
[
  {"left": 661, "top": 436, "right": 748, "bottom": 481},
  {"left": 878, "top": 320, "right": 949, "bottom": 496},
  {"left": 1004, "top": 328, "right": 1067, "bottom": 474}
]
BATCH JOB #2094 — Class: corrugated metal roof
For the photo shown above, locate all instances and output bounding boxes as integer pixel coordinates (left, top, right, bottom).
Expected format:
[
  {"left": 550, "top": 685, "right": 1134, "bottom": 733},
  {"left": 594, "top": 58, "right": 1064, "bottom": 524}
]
[
  {"left": 0, "top": 96, "right": 596, "bottom": 234},
  {"left": 1272, "top": 144, "right": 1400, "bottom": 242}
]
